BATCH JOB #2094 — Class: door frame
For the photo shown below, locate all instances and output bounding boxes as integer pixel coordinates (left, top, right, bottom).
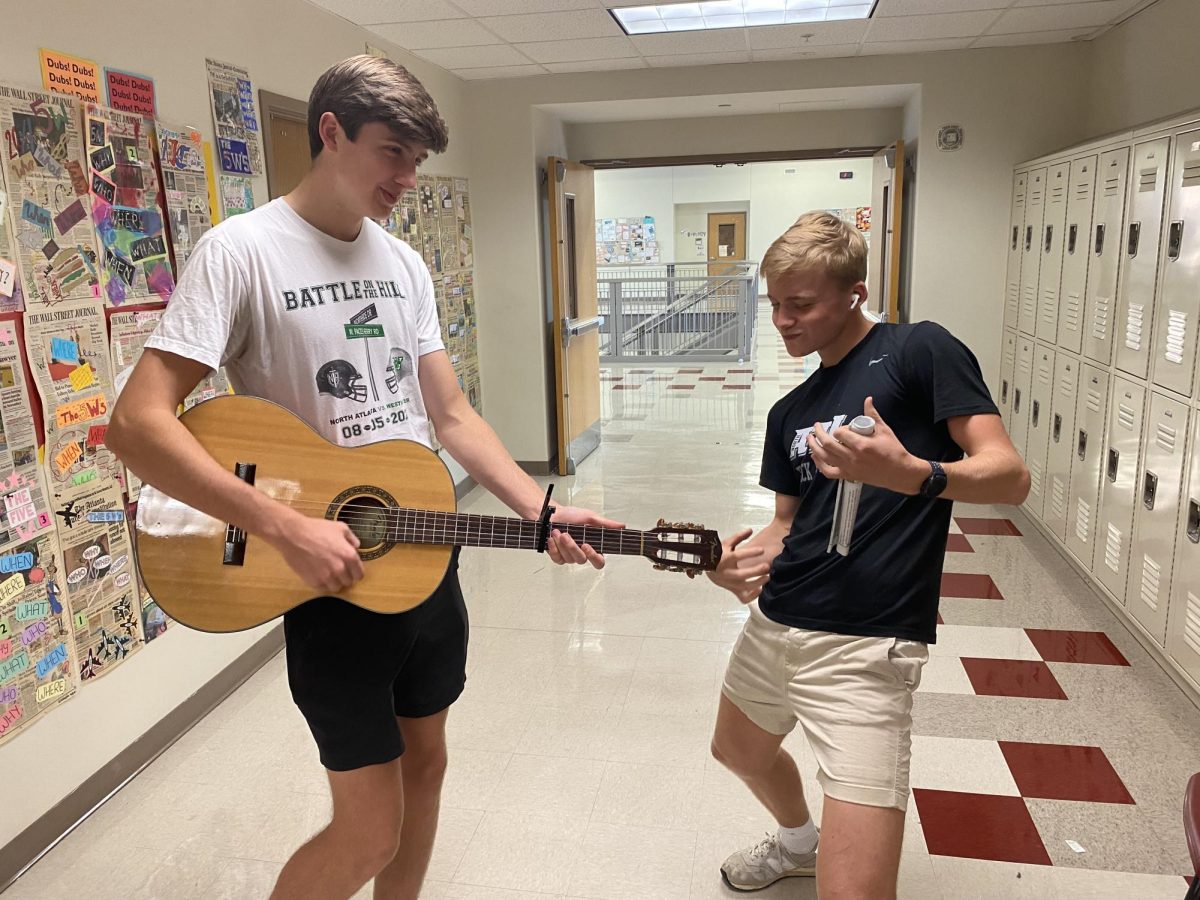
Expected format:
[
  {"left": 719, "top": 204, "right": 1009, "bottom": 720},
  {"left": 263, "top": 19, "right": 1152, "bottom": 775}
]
[{"left": 259, "top": 89, "right": 308, "bottom": 200}]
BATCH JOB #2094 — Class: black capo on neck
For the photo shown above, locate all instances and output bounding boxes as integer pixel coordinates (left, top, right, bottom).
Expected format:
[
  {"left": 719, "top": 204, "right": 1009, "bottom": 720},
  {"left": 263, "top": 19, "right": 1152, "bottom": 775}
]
[{"left": 535, "top": 483, "right": 556, "bottom": 553}]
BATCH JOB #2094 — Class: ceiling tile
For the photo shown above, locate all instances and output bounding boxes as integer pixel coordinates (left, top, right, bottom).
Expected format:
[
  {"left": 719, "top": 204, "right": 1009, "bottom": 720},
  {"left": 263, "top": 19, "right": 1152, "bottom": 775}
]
[
  {"left": 414, "top": 44, "right": 535, "bottom": 68},
  {"left": 865, "top": 10, "right": 1000, "bottom": 40},
  {"left": 644, "top": 51, "right": 754, "bottom": 66},
  {"left": 369, "top": 19, "right": 500, "bottom": 49},
  {"left": 987, "top": 1, "right": 1138, "bottom": 32},
  {"left": 631, "top": 28, "right": 750, "bottom": 54},
  {"left": 452, "top": 0, "right": 601, "bottom": 13},
  {"left": 477, "top": 9, "right": 622, "bottom": 41},
  {"left": 746, "top": 20, "right": 870, "bottom": 49},
  {"left": 873, "top": 0, "right": 1006, "bottom": 14},
  {"left": 452, "top": 65, "right": 549, "bottom": 79},
  {"left": 516, "top": 36, "right": 639, "bottom": 62},
  {"left": 543, "top": 58, "right": 650, "bottom": 73},
  {"left": 751, "top": 44, "right": 862, "bottom": 60},
  {"left": 972, "top": 27, "right": 1100, "bottom": 46},
  {"left": 859, "top": 37, "right": 974, "bottom": 54},
  {"left": 309, "top": 0, "right": 465, "bottom": 25},
  {"left": 1013, "top": 0, "right": 1133, "bottom": 5}
]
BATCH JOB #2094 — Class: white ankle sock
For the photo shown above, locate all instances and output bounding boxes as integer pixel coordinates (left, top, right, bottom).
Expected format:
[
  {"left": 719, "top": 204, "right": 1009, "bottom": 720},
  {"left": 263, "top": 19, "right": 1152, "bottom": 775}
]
[{"left": 778, "top": 819, "right": 819, "bottom": 854}]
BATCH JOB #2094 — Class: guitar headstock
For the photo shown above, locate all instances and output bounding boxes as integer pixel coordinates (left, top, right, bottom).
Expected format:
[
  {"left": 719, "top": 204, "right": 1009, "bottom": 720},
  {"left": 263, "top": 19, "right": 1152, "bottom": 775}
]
[{"left": 644, "top": 519, "right": 724, "bottom": 578}]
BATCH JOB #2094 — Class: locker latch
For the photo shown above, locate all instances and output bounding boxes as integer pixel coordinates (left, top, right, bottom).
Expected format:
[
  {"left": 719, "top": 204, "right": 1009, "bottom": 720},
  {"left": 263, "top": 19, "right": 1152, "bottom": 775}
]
[
  {"left": 1067, "top": 224, "right": 1078, "bottom": 255},
  {"left": 1077, "top": 429, "right": 1088, "bottom": 461},
  {"left": 1011, "top": 226, "right": 1019, "bottom": 251},
  {"left": 1142, "top": 471, "right": 1158, "bottom": 511},
  {"left": 1168, "top": 221, "right": 1185, "bottom": 261},
  {"left": 1044, "top": 225, "right": 1053, "bottom": 253},
  {"left": 1094, "top": 223, "right": 1106, "bottom": 255},
  {"left": 1187, "top": 499, "right": 1199, "bottom": 544},
  {"left": 1032, "top": 399, "right": 1040, "bottom": 428},
  {"left": 1014, "top": 389, "right": 1022, "bottom": 414},
  {"left": 1001, "top": 379, "right": 1009, "bottom": 405},
  {"left": 1127, "top": 222, "right": 1141, "bottom": 257},
  {"left": 1053, "top": 413, "right": 1062, "bottom": 443},
  {"left": 1107, "top": 448, "right": 1120, "bottom": 482},
  {"left": 1025, "top": 226, "right": 1033, "bottom": 251}
]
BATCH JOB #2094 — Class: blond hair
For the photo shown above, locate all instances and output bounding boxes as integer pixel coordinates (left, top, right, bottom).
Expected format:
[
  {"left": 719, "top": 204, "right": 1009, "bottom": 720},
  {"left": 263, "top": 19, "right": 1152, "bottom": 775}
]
[{"left": 761, "top": 211, "right": 867, "bottom": 287}]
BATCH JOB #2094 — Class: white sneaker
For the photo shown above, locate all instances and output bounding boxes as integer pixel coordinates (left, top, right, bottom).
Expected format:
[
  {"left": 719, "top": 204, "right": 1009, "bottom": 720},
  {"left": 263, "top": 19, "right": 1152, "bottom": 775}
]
[{"left": 720, "top": 830, "right": 818, "bottom": 892}]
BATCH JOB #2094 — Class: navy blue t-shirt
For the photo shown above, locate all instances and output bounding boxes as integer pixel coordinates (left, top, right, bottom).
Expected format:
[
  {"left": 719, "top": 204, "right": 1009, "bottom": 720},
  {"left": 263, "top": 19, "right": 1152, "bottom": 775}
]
[{"left": 758, "top": 322, "right": 998, "bottom": 644}]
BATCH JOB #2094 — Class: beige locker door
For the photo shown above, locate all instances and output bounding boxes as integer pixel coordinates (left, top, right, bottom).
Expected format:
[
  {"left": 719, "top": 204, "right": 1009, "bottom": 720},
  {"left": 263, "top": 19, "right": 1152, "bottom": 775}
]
[
  {"left": 1024, "top": 343, "right": 1057, "bottom": 520},
  {"left": 1044, "top": 353, "right": 1080, "bottom": 541},
  {"left": 1019, "top": 168, "right": 1048, "bottom": 336},
  {"left": 1096, "top": 376, "right": 1149, "bottom": 602},
  {"left": 1151, "top": 128, "right": 1200, "bottom": 397},
  {"left": 1010, "top": 337, "right": 1036, "bottom": 459},
  {"left": 999, "top": 329, "right": 1017, "bottom": 429},
  {"left": 1057, "top": 156, "right": 1097, "bottom": 354},
  {"left": 1115, "top": 137, "right": 1171, "bottom": 379},
  {"left": 1005, "top": 172, "right": 1028, "bottom": 332},
  {"left": 1083, "top": 148, "right": 1131, "bottom": 366},
  {"left": 1037, "top": 163, "right": 1070, "bottom": 343},
  {"left": 1165, "top": 414, "right": 1200, "bottom": 683},
  {"left": 1066, "top": 365, "right": 1111, "bottom": 571},
  {"left": 1128, "top": 394, "right": 1191, "bottom": 646}
]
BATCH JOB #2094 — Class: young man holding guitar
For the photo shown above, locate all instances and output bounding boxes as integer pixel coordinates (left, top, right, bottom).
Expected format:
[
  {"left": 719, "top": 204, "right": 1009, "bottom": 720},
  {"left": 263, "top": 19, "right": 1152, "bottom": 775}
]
[
  {"left": 705, "top": 212, "right": 1029, "bottom": 898},
  {"left": 108, "top": 56, "right": 621, "bottom": 900}
]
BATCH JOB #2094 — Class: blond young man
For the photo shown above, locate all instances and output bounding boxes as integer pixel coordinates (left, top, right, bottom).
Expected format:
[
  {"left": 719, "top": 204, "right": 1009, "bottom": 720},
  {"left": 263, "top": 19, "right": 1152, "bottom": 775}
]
[{"left": 707, "top": 212, "right": 1029, "bottom": 898}]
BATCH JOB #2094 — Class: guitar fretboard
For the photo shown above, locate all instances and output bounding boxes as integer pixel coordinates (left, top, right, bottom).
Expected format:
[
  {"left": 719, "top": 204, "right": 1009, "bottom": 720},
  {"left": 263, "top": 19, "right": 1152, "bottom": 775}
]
[{"left": 386, "top": 508, "right": 647, "bottom": 556}]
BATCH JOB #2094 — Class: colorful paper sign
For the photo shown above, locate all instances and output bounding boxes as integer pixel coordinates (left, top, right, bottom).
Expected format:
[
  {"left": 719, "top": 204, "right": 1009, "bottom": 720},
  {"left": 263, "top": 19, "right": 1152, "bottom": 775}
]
[{"left": 39, "top": 49, "right": 101, "bottom": 103}]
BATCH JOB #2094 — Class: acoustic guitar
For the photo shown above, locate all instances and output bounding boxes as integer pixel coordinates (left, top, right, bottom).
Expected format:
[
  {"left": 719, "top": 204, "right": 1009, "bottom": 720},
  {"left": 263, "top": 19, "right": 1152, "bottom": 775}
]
[{"left": 134, "top": 395, "right": 723, "bottom": 632}]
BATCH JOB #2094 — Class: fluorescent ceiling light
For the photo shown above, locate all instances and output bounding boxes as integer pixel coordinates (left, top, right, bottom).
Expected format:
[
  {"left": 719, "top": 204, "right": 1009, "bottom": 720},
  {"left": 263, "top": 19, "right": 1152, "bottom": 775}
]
[{"left": 611, "top": 0, "right": 874, "bottom": 33}]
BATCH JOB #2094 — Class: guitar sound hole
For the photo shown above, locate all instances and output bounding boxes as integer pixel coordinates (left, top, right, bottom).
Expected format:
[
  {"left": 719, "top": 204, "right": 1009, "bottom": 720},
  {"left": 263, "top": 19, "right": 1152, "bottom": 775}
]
[{"left": 334, "top": 495, "right": 389, "bottom": 552}]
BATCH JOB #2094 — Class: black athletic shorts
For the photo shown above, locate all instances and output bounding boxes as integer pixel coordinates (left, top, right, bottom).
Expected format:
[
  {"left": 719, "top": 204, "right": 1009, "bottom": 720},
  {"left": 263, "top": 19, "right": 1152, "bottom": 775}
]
[{"left": 283, "top": 548, "right": 467, "bottom": 772}]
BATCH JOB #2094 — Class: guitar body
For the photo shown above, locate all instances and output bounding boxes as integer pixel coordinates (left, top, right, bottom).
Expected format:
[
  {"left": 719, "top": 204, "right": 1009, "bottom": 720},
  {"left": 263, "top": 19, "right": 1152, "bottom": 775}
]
[{"left": 135, "top": 395, "right": 456, "bottom": 633}]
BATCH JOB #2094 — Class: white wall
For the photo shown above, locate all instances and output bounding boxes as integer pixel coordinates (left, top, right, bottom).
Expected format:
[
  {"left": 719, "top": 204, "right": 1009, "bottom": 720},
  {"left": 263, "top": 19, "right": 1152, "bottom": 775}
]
[
  {"left": 594, "top": 168, "right": 677, "bottom": 260},
  {"left": 675, "top": 201, "right": 748, "bottom": 264},
  {"left": 0, "top": 0, "right": 474, "bottom": 849}
]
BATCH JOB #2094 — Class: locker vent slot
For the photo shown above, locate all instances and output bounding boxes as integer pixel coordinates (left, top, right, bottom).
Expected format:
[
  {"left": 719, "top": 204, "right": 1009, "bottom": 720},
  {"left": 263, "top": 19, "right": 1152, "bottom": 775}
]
[
  {"left": 1185, "top": 592, "right": 1200, "bottom": 657},
  {"left": 1064, "top": 292, "right": 1082, "bottom": 331},
  {"left": 1165, "top": 310, "right": 1188, "bottom": 365},
  {"left": 1138, "top": 169, "right": 1158, "bottom": 192},
  {"left": 1118, "top": 403, "right": 1136, "bottom": 431},
  {"left": 1091, "top": 296, "right": 1111, "bottom": 340},
  {"left": 1022, "top": 287, "right": 1037, "bottom": 319},
  {"left": 1074, "top": 497, "right": 1091, "bottom": 543},
  {"left": 1029, "top": 459, "right": 1043, "bottom": 497},
  {"left": 1139, "top": 555, "right": 1162, "bottom": 612},
  {"left": 1104, "top": 523, "right": 1122, "bottom": 573},
  {"left": 1154, "top": 422, "right": 1178, "bottom": 454},
  {"left": 1074, "top": 181, "right": 1092, "bottom": 201},
  {"left": 1183, "top": 160, "right": 1200, "bottom": 189},
  {"left": 1086, "top": 386, "right": 1103, "bottom": 413},
  {"left": 1037, "top": 361, "right": 1053, "bottom": 385},
  {"left": 1124, "top": 303, "right": 1145, "bottom": 352},
  {"left": 1059, "top": 372, "right": 1075, "bottom": 397},
  {"left": 1051, "top": 477, "right": 1067, "bottom": 519},
  {"left": 1104, "top": 175, "right": 1121, "bottom": 197},
  {"left": 1040, "top": 292, "right": 1057, "bottom": 326}
]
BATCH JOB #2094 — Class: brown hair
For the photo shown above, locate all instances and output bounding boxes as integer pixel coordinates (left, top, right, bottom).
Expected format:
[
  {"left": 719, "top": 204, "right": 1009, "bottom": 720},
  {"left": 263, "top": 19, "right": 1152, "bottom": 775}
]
[
  {"left": 307, "top": 55, "right": 449, "bottom": 159},
  {"left": 761, "top": 211, "right": 867, "bottom": 287}
]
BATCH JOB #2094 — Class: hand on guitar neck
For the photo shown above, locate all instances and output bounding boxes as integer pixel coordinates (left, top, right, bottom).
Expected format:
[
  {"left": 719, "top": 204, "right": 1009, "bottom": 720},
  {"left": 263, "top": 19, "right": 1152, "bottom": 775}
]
[{"left": 544, "top": 504, "right": 626, "bottom": 570}]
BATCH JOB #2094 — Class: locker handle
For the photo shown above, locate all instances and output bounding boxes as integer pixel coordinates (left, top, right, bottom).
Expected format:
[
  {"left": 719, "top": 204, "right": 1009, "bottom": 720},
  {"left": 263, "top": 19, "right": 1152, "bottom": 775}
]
[
  {"left": 1025, "top": 226, "right": 1033, "bottom": 251},
  {"left": 1011, "top": 226, "right": 1019, "bottom": 251},
  {"left": 1094, "top": 223, "right": 1105, "bottom": 255},
  {"left": 1127, "top": 221, "right": 1141, "bottom": 257},
  {"left": 1001, "top": 379, "right": 1009, "bottom": 406},
  {"left": 1187, "top": 499, "right": 1200, "bottom": 544},
  {"left": 1014, "top": 388, "right": 1021, "bottom": 414},
  {"left": 1053, "top": 413, "right": 1062, "bottom": 443},
  {"left": 1077, "top": 428, "right": 1088, "bottom": 461},
  {"left": 1107, "top": 447, "right": 1119, "bottom": 482},
  {"left": 1142, "top": 471, "right": 1158, "bottom": 511},
  {"left": 1168, "top": 221, "right": 1185, "bottom": 260},
  {"left": 1067, "top": 224, "right": 1078, "bottom": 255},
  {"left": 1044, "top": 225, "right": 1054, "bottom": 253},
  {"left": 1032, "top": 399, "right": 1040, "bottom": 428}
]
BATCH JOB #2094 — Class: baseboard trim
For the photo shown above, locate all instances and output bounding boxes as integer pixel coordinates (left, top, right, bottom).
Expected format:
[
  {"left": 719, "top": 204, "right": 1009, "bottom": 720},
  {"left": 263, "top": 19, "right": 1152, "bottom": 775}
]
[
  {"left": 516, "top": 459, "right": 554, "bottom": 476},
  {"left": 0, "top": 624, "right": 286, "bottom": 891},
  {"left": 454, "top": 475, "right": 478, "bottom": 501}
]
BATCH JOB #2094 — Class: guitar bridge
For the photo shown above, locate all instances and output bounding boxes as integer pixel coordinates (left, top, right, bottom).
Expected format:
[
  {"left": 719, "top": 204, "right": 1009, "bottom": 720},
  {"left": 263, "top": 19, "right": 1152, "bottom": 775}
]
[{"left": 223, "top": 462, "right": 256, "bottom": 566}]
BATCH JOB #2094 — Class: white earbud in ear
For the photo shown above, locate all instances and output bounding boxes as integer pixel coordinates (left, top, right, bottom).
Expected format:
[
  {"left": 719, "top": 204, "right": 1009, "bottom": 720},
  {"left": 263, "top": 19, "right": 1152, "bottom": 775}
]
[{"left": 850, "top": 293, "right": 861, "bottom": 310}]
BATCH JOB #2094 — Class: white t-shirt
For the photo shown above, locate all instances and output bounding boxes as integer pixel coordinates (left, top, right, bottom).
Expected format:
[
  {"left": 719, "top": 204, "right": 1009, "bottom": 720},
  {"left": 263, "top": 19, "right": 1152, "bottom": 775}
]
[{"left": 146, "top": 198, "right": 444, "bottom": 448}]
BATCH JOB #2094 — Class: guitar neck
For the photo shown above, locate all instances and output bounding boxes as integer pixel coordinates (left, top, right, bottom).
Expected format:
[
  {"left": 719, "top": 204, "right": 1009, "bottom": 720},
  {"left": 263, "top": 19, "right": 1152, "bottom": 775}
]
[{"left": 387, "top": 508, "right": 648, "bottom": 557}]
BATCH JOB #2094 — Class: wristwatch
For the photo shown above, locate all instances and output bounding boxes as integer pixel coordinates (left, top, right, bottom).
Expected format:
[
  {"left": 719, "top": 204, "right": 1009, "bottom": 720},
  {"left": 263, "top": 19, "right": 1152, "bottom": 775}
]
[{"left": 919, "top": 460, "right": 947, "bottom": 498}]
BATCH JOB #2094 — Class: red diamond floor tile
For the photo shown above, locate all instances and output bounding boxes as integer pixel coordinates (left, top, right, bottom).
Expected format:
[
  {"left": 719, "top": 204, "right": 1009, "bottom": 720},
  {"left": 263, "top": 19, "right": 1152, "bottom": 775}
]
[
  {"left": 941, "top": 572, "right": 1004, "bottom": 600},
  {"left": 1023, "top": 629, "right": 1131, "bottom": 666},
  {"left": 913, "top": 789, "right": 1052, "bottom": 865},
  {"left": 998, "top": 741, "right": 1135, "bottom": 804},
  {"left": 946, "top": 533, "right": 975, "bottom": 553},
  {"left": 961, "top": 658, "right": 1068, "bottom": 700},
  {"left": 954, "top": 517, "right": 1023, "bottom": 536}
]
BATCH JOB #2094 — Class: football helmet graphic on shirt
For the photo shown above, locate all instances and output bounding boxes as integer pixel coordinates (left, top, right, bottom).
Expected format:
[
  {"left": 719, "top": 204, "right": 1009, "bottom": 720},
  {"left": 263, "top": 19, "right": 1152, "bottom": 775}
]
[
  {"left": 384, "top": 347, "right": 412, "bottom": 395},
  {"left": 316, "top": 359, "right": 368, "bottom": 402}
]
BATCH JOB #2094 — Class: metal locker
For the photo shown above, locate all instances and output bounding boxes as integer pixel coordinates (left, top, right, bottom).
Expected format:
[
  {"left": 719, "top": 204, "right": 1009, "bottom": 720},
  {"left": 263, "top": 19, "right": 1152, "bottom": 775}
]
[
  {"left": 1083, "top": 147, "right": 1131, "bottom": 366},
  {"left": 1151, "top": 129, "right": 1200, "bottom": 398},
  {"left": 1044, "top": 353, "right": 1080, "bottom": 542},
  {"left": 1165, "top": 413, "right": 1200, "bottom": 684},
  {"left": 1114, "top": 137, "right": 1171, "bottom": 379},
  {"left": 1010, "top": 336, "right": 1036, "bottom": 461},
  {"left": 1066, "top": 364, "right": 1110, "bottom": 572},
  {"left": 999, "top": 329, "right": 1017, "bottom": 429},
  {"left": 1019, "top": 168, "right": 1047, "bottom": 336},
  {"left": 1024, "top": 343, "right": 1057, "bottom": 521},
  {"left": 1128, "top": 393, "right": 1191, "bottom": 645},
  {"left": 1037, "top": 163, "right": 1070, "bottom": 343},
  {"left": 1057, "top": 156, "right": 1097, "bottom": 354},
  {"left": 1004, "top": 172, "right": 1027, "bottom": 333},
  {"left": 1095, "top": 376, "right": 1148, "bottom": 602}
]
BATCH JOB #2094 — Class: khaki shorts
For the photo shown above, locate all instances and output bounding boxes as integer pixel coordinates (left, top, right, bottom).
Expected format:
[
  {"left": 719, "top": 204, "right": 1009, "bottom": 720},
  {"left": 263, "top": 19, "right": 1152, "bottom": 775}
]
[{"left": 722, "top": 603, "right": 928, "bottom": 811}]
